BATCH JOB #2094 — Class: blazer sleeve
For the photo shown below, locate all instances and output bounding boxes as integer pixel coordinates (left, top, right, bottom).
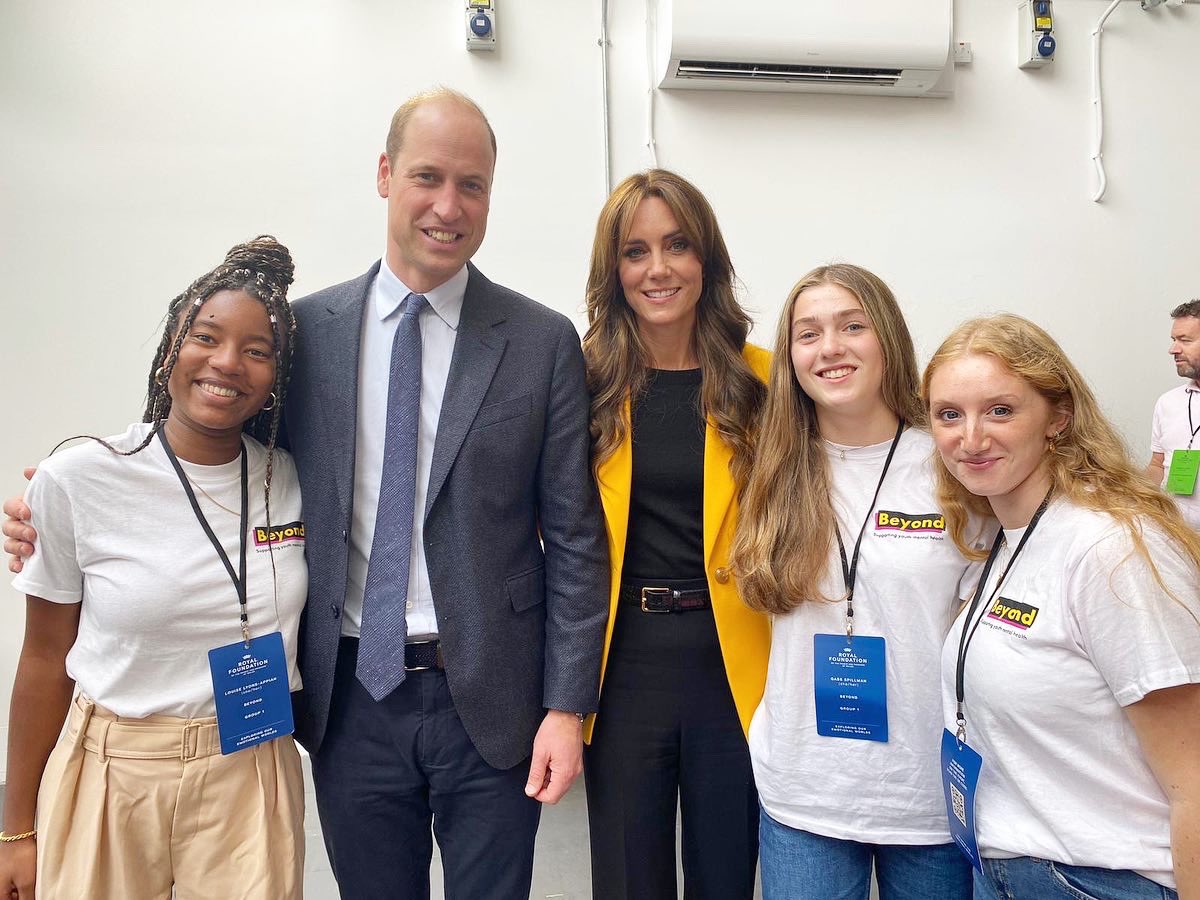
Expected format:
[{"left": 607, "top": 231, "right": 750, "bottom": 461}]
[{"left": 535, "top": 318, "right": 610, "bottom": 714}]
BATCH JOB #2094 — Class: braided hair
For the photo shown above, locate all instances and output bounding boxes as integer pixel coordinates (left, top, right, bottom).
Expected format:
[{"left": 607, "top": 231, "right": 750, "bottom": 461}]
[{"left": 59, "top": 235, "right": 298, "bottom": 525}]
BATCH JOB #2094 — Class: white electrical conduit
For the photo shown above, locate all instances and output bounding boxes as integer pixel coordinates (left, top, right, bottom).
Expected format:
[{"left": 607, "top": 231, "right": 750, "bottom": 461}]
[
  {"left": 1090, "top": 0, "right": 1124, "bottom": 202},
  {"left": 600, "top": 0, "right": 613, "bottom": 193},
  {"left": 644, "top": 0, "right": 659, "bottom": 166}
]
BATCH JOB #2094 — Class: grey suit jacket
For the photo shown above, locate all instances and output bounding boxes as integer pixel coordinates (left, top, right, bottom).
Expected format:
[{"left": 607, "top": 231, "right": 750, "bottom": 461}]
[{"left": 285, "top": 261, "right": 609, "bottom": 768}]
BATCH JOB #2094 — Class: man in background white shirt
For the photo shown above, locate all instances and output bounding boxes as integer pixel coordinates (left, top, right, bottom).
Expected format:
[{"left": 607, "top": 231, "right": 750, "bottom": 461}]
[{"left": 1147, "top": 299, "right": 1200, "bottom": 530}]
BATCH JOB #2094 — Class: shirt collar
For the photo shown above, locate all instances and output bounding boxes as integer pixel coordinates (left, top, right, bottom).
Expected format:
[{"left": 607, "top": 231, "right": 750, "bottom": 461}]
[{"left": 374, "top": 258, "right": 467, "bottom": 330}]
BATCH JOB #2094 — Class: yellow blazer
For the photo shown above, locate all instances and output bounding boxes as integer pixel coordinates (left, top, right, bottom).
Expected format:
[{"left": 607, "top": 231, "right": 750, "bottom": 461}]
[{"left": 585, "top": 345, "right": 772, "bottom": 743}]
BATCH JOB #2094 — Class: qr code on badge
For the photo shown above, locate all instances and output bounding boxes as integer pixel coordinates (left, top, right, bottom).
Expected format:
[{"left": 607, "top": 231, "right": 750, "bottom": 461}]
[{"left": 950, "top": 782, "right": 967, "bottom": 827}]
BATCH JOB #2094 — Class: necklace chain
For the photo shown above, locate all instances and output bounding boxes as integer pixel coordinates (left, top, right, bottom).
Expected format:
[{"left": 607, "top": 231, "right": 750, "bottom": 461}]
[{"left": 187, "top": 478, "right": 240, "bottom": 516}]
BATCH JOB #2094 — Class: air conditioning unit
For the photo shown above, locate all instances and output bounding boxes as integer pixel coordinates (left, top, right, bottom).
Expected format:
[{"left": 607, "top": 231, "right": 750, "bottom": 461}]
[{"left": 658, "top": 0, "right": 954, "bottom": 98}]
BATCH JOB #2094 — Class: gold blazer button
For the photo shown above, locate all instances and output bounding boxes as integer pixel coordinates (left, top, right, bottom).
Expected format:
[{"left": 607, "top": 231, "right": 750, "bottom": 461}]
[{"left": 714, "top": 566, "right": 730, "bottom": 584}]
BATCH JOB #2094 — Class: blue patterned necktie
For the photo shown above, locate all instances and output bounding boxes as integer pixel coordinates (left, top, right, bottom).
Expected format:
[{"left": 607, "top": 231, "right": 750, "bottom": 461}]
[{"left": 357, "top": 291, "right": 427, "bottom": 701}]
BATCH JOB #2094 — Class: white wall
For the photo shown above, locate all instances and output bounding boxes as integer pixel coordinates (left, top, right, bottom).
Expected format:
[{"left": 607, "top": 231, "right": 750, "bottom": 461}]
[{"left": 2, "top": 0, "right": 1198, "bottom": 763}]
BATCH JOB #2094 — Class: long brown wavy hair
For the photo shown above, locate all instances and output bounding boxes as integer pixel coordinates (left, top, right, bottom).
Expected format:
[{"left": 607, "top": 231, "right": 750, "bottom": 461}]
[
  {"left": 582, "top": 169, "right": 764, "bottom": 486},
  {"left": 733, "top": 264, "right": 926, "bottom": 615},
  {"left": 923, "top": 315, "right": 1200, "bottom": 601}
]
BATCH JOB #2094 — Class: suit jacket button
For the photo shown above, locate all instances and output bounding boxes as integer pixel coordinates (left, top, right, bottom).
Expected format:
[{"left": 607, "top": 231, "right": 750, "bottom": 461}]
[
  {"left": 331, "top": 604, "right": 340, "bottom": 618},
  {"left": 715, "top": 566, "right": 730, "bottom": 584}
]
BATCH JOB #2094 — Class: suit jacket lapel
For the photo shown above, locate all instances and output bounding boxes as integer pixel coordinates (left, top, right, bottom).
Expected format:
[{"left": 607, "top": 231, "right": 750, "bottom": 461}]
[
  {"left": 314, "top": 264, "right": 375, "bottom": 516},
  {"left": 425, "top": 264, "right": 507, "bottom": 517}
]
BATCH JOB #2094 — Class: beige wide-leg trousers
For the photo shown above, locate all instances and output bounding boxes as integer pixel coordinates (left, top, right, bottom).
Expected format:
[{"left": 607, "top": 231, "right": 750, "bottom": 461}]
[{"left": 35, "top": 694, "right": 304, "bottom": 900}]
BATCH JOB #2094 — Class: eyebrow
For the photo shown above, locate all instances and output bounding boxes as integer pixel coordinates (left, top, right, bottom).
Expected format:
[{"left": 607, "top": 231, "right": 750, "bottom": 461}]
[
  {"left": 191, "top": 320, "right": 274, "bottom": 344},
  {"left": 623, "top": 230, "right": 685, "bottom": 246},
  {"left": 792, "top": 308, "right": 866, "bottom": 327}
]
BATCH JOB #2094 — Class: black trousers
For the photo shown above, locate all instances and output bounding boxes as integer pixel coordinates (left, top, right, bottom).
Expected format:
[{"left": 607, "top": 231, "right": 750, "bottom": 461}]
[
  {"left": 584, "top": 582, "right": 759, "bottom": 900},
  {"left": 310, "top": 637, "right": 541, "bottom": 900}
]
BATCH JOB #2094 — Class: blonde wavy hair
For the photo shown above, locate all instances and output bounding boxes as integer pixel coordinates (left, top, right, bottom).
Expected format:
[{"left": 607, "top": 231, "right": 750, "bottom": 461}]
[
  {"left": 582, "top": 169, "right": 764, "bottom": 485},
  {"left": 733, "top": 264, "right": 925, "bottom": 615},
  {"left": 922, "top": 314, "right": 1200, "bottom": 588}
]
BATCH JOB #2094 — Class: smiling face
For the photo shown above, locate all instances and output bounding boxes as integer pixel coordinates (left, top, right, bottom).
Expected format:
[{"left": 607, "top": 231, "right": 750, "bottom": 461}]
[
  {"left": 928, "top": 353, "right": 1069, "bottom": 527},
  {"left": 789, "top": 282, "right": 889, "bottom": 430},
  {"left": 165, "top": 289, "right": 276, "bottom": 462},
  {"left": 617, "top": 196, "right": 704, "bottom": 356},
  {"left": 1170, "top": 315, "right": 1200, "bottom": 381},
  {"left": 377, "top": 99, "right": 494, "bottom": 293}
]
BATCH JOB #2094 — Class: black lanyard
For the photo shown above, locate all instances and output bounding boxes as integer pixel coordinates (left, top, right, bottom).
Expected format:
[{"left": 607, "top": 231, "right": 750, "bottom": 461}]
[
  {"left": 833, "top": 419, "right": 905, "bottom": 637},
  {"left": 158, "top": 430, "right": 251, "bottom": 646},
  {"left": 952, "top": 490, "right": 1053, "bottom": 741},
  {"left": 1187, "top": 390, "right": 1199, "bottom": 451}
]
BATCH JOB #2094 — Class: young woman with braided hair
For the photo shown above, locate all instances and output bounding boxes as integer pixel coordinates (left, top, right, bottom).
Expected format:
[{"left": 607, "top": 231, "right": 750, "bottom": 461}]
[{"left": 0, "top": 236, "right": 307, "bottom": 900}]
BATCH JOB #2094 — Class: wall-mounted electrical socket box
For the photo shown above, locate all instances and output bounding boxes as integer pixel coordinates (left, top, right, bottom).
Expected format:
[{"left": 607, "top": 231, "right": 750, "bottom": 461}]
[
  {"left": 1018, "top": 0, "right": 1056, "bottom": 68},
  {"left": 466, "top": 0, "right": 496, "bottom": 51}
]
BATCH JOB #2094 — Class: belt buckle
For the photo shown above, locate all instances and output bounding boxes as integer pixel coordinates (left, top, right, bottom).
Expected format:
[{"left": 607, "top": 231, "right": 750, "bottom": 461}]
[
  {"left": 404, "top": 639, "right": 437, "bottom": 672},
  {"left": 181, "top": 722, "right": 201, "bottom": 761},
  {"left": 640, "top": 586, "right": 673, "bottom": 613}
]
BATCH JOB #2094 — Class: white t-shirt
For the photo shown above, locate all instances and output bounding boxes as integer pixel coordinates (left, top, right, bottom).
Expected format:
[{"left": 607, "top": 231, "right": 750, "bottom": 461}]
[
  {"left": 1150, "top": 382, "right": 1200, "bottom": 530},
  {"left": 13, "top": 423, "right": 307, "bottom": 718},
  {"left": 941, "top": 498, "right": 1200, "bottom": 889},
  {"left": 750, "top": 428, "right": 987, "bottom": 844}
]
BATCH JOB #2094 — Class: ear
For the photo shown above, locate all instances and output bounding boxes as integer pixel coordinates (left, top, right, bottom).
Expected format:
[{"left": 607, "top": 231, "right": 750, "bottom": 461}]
[
  {"left": 1048, "top": 405, "right": 1072, "bottom": 438},
  {"left": 376, "top": 152, "right": 392, "bottom": 200}
]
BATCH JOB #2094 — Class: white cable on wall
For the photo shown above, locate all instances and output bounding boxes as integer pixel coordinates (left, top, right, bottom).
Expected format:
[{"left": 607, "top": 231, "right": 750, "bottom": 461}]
[
  {"left": 600, "top": 0, "right": 613, "bottom": 193},
  {"left": 1090, "top": 0, "right": 1124, "bottom": 202},
  {"left": 644, "top": 0, "right": 659, "bottom": 167}
]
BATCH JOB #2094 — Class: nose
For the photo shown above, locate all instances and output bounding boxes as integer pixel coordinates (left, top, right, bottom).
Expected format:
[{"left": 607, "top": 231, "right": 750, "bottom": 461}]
[
  {"left": 1169, "top": 340, "right": 1182, "bottom": 356},
  {"left": 818, "top": 329, "right": 846, "bottom": 357},
  {"left": 430, "top": 182, "right": 462, "bottom": 222},
  {"left": 645, "top": 249, "right": 670, "bottom": 279},
  {"left": 209, "top": 342, "right": 244, "bottom": 374},
  {"left": 961, "top": 416, "right": 988, "bottom": 453}
]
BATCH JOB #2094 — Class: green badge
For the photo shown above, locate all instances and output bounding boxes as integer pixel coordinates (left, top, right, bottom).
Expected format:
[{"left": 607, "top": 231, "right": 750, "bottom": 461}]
[{"left": 1166, "top": 449, "right": 1200, "bottom": 496}]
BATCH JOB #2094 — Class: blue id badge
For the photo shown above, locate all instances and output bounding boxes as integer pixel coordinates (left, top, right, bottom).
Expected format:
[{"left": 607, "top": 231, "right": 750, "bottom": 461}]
[
  {"left": 941, "top": 728, "right": 984, "bottom": 871},
  {"left": 208, "top": 631, "right": 294, "bottom": 755},
  {"left": 813, "top": 633, "right": 888, "bottom": 742}
]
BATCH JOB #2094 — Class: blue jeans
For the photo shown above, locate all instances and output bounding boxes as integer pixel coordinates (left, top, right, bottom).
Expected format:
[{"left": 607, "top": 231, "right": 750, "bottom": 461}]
[
  {"left": 976, "top": 857, "right": 1178, "bottom": 900},
  {"left": 758, "top": 807, "right": 971, "bottom": 900}
]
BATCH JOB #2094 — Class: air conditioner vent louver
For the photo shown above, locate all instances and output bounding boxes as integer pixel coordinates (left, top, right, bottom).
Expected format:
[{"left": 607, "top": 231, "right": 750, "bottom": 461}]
[{"left": 676, "top": 60, "right": 902, "bottom": 87}]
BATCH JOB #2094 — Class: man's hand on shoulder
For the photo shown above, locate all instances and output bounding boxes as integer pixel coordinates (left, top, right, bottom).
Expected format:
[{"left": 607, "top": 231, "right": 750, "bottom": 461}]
[
  {"left": 524, "top": 709, "right": 584, "bottom": 805},
  {"left": 3, "top": 468, "right": 37, "bottom": 574}
]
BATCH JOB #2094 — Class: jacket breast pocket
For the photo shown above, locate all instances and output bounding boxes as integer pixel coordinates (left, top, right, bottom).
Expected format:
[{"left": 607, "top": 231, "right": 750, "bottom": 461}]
[
  {"left": 506, "top": 565, "right": 546, "bottom": 612},
  {"left": 470, "top": 393, "right": 532, "bottom": 431}
]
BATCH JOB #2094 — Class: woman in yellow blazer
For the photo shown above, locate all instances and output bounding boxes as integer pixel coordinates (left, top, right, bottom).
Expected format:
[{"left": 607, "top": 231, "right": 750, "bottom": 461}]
[{"left": 580, "top": 169, "right": 771, "bottom": 900}]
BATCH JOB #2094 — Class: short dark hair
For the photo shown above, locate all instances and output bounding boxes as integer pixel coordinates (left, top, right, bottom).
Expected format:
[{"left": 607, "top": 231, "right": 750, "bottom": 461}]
[{"left": 1171, "top": 299, "right": 1200, "bottom": 320}]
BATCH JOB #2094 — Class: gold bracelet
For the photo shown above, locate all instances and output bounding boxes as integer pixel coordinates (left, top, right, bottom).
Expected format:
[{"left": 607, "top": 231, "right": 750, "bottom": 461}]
[{"left": 0, "top": 829, "right": 36, "bottom": 843}]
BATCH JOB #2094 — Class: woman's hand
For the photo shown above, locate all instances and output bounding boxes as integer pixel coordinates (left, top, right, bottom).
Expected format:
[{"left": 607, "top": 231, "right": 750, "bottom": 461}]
[{"left": 0, "top": 838, "right": 37, "bottom": 899}]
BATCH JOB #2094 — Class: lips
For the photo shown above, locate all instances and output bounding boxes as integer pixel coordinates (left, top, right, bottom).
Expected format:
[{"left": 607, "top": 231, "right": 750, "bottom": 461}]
[
  {"left": 642, "top": 287, "right": 680, "bottom": 300},
  {"left": 197, "top": 381, "right": 241, "bottom": 399},
  {"left": 816, "top": 365, "right": 856, "bottom": 380}
]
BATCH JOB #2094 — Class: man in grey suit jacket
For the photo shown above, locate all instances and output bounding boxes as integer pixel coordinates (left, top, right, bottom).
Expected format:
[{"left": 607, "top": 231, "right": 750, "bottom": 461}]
[{"left": 284, "top": 90, "right": 608, "bottom": 897}]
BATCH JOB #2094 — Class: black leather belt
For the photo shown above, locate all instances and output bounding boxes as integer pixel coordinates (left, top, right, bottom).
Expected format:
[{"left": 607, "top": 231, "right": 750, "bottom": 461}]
[
  {"left": 620, "top": 584, "right": 711, "bottom": 613},
  {"left": 404, "top": 639, "right": 444, "bottom": 671}
]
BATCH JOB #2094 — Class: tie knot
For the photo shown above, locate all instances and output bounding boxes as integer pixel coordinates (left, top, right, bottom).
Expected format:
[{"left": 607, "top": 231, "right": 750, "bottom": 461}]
[{"left": 402, "top": 292, "right": 427, "bottom": 317}]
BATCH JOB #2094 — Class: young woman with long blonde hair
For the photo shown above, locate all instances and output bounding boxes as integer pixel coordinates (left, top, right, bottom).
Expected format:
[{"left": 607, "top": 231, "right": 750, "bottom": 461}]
[
  {"left": 734, "top": 264, "right": 979, "bottom": 900},
  {"left": 926, "top": 314, "right": 1200, "bottom": 900}
]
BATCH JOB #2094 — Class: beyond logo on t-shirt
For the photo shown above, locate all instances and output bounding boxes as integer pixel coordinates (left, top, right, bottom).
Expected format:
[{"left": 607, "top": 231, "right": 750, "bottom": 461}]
[
  {"left": 874, "top": 510, "right": 945, "bottom": 533},
  {"left": 986, "top": 597, "right": 1039, "bottom": 630},
  {"left": 253, "top": 521, "right": 306, "bottom": 548}
]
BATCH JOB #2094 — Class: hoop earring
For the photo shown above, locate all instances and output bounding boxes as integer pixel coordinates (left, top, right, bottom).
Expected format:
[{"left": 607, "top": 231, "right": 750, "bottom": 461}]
[
  {"left": 153, "top": 366, "right": 166, "bottom": 386},
  {"left": 260, "top": 392, "right": 277, "bottom": 412}
]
